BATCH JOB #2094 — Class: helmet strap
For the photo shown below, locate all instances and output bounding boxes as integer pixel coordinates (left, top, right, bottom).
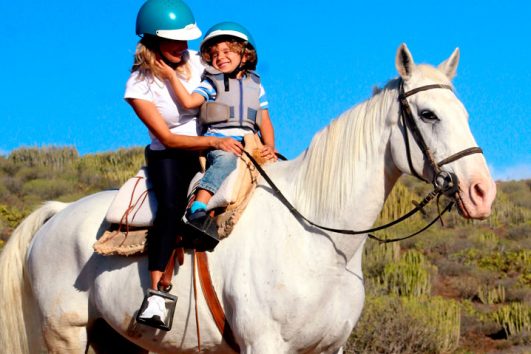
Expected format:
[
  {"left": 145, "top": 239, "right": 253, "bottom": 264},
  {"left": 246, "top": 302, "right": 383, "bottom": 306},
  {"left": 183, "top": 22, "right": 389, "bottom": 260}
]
[{"left": 228, "top": 44, "right": 248, "bottom": 79}]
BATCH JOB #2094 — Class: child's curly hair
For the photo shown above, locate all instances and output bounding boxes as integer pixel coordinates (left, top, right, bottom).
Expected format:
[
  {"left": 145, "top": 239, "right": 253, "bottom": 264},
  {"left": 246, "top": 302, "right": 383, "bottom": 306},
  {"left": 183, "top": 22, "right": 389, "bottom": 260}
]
[{"left": 201, "top": 36, "right": 257, "bottom": 71}]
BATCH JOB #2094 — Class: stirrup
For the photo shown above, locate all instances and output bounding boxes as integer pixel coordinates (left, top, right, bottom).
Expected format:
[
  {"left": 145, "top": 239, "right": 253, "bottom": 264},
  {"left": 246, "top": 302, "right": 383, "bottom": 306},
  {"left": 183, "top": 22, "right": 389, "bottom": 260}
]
[
  {"left": 182, "top": 215, "right": 220, "bottom": 252},
  {"left": 136, "top": 289, "right": 177, "bottom": 331}
]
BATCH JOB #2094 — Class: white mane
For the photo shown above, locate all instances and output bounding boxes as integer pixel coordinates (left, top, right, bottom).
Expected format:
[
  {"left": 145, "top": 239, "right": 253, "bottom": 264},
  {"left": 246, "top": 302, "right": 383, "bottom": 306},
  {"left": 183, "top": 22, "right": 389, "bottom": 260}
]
[{"left": 292, "top": 79, "right": 400, "bottom": 220}]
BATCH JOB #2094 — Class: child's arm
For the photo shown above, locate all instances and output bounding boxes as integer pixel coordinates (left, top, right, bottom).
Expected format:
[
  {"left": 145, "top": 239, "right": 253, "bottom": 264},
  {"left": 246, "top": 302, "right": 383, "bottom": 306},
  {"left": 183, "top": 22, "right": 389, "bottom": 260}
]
[
  {"left": 259, "top": 110, "right": 277, "bottom": 160},
  {"left": 127, "top": 98, "right": 243, "bottom": 154},
  {"left": 260, "top": 110, "right": 275, "bottom": 148},
  {"left": 155, "top": 59, "right": 205, "bottom": 109}
]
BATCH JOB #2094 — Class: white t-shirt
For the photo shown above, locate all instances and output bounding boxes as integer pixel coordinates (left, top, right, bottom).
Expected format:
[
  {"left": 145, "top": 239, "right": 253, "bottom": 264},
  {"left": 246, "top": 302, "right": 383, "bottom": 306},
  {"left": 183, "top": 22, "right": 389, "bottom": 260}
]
[{"left": 124, "top": 50, "right": 204, "bottom": 150}]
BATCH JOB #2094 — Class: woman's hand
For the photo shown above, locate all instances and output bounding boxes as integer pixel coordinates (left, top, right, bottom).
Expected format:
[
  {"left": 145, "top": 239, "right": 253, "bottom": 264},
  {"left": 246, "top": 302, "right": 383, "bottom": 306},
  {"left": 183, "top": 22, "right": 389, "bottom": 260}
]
[
  {"left": 213, "top": 137, "right": 244, "bottom": 156},
  {"left": 260, "top": 145, "right": 278, "bottom": 161},
  {"left": 155, "top": 59, "right": 177, "bottom": 81}
]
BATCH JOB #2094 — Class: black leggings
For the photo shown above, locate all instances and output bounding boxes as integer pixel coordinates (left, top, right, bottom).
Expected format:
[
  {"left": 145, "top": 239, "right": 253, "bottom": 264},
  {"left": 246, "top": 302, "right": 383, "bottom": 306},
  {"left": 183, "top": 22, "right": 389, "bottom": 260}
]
[{"left": 145, "top": 147, "right": 200, "bottom": 271}]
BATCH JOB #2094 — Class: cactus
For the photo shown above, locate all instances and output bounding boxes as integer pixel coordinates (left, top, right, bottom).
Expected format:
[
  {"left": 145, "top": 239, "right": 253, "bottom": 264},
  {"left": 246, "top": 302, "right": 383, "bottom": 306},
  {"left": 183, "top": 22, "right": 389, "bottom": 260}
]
[
  {"left": 402, "top": 296, "right": 461, "bottom": 353},
  {"left": 374, "top": 249, "right": 434, "bottom": 297},
  {"left": 477, "top": 284, "right": 506, "bottom": 305},
  {"left": 492, "top": 302, "right": 531, "bottom": 337}
]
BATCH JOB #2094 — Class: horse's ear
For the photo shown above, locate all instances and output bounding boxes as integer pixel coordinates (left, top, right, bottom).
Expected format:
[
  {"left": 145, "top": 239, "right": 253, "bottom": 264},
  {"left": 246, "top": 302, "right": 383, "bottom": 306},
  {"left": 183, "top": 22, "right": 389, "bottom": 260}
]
[
  {"left": 395, "top": 43, "right": 416, "bottom": 80},
  {"left": 438, "top": 48, "right": 460, "bottom": 80}
]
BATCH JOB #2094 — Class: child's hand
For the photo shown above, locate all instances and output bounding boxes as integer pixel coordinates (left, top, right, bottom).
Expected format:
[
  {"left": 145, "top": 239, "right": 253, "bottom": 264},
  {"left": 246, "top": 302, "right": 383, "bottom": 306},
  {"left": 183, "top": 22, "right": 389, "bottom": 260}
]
[
  {"left": 155, "top": 59, "right": 177, "bottom": 81},
  {"left": 260, "top": 145, "right": 277, "bottom": 161}
]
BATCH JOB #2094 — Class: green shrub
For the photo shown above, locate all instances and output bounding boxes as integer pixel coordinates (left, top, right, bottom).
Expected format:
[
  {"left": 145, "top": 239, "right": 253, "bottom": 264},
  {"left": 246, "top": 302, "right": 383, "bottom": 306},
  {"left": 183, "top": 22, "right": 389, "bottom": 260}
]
[
  {"left": 0, "top": 204, "right": 28, "bottom": 229},
  {"left": 2, "top": 176, "right": 22, "bottom": 195},
  {"left": 476, "top": 250, "right": 530, "bottom": 277},
  {"left": 498, "top": 180, "right": 531, "bottom": 209},
  {"left": 8, "top": 146, "right": 78, "bottom": 169},
  {"left": 449, "top": 275, "right": 482, "bottom": 300},
  {"left": 506, "top": 223, "right": 531, "bottom": 244},
  {"left": 346, "top": 295, "right": 460, "bottom": 354},
  {"left": 489, "top": 190, "right": 531, "bottom": 226},
  {"left": 21, "top": 178, "right": 76, "bottom": 200},
  {"left": 76, "top": 147, "right": 144, "bottom": 188}
]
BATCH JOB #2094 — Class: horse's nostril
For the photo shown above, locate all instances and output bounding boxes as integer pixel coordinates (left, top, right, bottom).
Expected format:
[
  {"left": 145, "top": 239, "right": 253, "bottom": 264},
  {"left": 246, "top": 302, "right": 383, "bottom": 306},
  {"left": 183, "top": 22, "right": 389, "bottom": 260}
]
[
  {"left": 470, "top": 180, "right": 496, "bottom": 210},
  {"left": 473, "top": 183, "right": 486, "bottom": 200}
]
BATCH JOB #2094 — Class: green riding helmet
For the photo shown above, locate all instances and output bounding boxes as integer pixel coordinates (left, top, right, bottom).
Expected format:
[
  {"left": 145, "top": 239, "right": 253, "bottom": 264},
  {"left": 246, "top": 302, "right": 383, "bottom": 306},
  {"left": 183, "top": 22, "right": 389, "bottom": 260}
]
[
  {"left": 200, "top": 21, "right": 257, "bottom": 59},
  {"left": 136, "top": 0, "right": 201, "bottom": 40}
]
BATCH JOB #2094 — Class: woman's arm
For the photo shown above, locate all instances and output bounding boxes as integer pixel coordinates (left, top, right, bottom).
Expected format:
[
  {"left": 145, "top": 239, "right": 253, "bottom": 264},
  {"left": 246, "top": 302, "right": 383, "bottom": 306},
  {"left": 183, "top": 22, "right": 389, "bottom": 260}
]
[
  {"left": 127, "top": 98, "right": 243, "bottom": 154},
  {"left": 155, "top": 60, "right": 205, "bottom": 109}
]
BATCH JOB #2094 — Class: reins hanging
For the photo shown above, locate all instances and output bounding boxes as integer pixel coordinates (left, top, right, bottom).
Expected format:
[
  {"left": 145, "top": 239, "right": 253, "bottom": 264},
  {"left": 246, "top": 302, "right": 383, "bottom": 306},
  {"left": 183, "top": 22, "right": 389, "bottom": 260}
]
[
  {"left": 240, "top": 79, "right": 484, "bottom": 243},
  {"left": 243, "top": 150, "right": 451, "bottom": 243}
]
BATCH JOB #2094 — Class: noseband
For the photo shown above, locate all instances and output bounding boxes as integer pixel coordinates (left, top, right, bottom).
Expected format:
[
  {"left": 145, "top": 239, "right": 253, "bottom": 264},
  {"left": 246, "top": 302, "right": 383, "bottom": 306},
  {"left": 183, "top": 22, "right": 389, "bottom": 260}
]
[
  {"left": 242, "top": 79, "right": 485, "bottom": 242},
  {"left": 398, "top": 80, "right": 483, "bottom": 196}
]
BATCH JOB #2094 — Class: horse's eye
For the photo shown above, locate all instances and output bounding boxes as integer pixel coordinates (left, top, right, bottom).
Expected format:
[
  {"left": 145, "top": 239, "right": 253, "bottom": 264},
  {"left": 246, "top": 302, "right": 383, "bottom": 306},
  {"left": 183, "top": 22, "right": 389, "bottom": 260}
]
[{"left": 419, "top": 110, "right": 439, "bottom": 121}]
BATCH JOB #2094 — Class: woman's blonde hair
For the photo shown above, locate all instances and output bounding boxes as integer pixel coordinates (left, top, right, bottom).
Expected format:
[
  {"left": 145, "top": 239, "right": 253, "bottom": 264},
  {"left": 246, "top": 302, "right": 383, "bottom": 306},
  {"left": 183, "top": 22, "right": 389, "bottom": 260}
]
[{"left": 131, "top": 36, "right": 191, "bottom": 81}]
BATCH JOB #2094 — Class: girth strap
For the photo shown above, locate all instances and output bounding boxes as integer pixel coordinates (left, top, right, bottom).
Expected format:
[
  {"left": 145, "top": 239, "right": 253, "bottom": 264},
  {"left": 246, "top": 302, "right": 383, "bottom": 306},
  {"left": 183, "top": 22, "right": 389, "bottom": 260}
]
[{"left": 196, "top": 252, "right": 240, "bottom": 352}]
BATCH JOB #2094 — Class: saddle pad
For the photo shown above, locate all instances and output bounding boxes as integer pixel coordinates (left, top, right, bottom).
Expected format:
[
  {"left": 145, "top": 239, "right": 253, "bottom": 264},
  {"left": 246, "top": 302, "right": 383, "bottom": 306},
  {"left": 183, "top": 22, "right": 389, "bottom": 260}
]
[{"left": 105, "top": 167, "right": 157, "bottom": 227}]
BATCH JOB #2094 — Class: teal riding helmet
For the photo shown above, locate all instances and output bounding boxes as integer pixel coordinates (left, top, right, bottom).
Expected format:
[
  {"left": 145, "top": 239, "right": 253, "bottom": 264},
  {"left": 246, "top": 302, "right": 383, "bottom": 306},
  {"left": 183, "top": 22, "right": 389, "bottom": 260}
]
[
  {"left": 200, "top": 21, "right": 257, "bottom": 54},
  {"left": 136, "top": 0, "right": 201, "bottom": 40}
]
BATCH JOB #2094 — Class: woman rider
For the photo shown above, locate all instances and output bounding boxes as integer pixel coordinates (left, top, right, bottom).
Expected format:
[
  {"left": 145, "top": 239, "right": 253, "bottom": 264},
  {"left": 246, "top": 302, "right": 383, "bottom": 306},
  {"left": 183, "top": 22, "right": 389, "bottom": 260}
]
[{"left": 125, "top": 0, "right": 243, "bottom": 326}]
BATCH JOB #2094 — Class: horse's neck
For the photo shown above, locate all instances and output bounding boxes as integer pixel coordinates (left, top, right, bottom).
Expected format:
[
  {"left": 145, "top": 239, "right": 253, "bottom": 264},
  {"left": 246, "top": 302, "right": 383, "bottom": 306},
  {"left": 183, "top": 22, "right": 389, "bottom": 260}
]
[{"left": 285, "top": 85, "right": 402, "bottom": 260}]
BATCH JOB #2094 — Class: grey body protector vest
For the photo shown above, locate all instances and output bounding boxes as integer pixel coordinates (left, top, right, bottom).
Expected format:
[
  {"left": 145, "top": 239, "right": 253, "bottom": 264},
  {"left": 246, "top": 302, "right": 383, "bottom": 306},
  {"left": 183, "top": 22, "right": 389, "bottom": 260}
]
[{"left": 199, "top": 70, "right": 262, "bottom": 132}]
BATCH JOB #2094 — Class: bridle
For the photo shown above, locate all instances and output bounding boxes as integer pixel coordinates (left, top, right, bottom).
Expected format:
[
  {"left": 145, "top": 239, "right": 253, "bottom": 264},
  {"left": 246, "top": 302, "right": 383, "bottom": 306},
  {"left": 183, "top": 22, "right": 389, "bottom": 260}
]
[
  {"left": 243, "top": 79, "right": 484, "bottom": 242},
  {"left": 398, "top": 80, "right": 482, "bottom": 197}
]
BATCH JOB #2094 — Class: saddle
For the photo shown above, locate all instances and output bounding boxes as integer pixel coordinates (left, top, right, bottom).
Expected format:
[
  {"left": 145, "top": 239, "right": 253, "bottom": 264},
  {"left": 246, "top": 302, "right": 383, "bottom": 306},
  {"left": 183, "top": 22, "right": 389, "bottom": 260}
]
[{"left": 93, "top": 133, "right": 273, "bottom": 257}]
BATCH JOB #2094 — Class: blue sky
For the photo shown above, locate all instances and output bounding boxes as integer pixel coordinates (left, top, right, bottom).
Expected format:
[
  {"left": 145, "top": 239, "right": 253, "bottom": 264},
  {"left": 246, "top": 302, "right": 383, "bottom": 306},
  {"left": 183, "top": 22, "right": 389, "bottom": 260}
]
[{"left": 1, "top": 0, "right": 529, "bottom": 180}]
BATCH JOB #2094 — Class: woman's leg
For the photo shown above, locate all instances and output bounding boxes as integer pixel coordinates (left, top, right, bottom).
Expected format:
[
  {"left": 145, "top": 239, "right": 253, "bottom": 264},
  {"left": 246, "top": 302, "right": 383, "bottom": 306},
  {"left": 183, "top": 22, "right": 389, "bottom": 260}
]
[{"left": 145, "top": 148, "right": 199, "bottom": 288}]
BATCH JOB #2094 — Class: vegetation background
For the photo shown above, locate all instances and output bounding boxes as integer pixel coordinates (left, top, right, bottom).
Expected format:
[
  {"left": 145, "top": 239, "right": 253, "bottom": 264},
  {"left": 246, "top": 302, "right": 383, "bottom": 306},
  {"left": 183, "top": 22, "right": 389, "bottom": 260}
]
[{"left": 0, "top": 146, "right": 529, "bottom": 353}]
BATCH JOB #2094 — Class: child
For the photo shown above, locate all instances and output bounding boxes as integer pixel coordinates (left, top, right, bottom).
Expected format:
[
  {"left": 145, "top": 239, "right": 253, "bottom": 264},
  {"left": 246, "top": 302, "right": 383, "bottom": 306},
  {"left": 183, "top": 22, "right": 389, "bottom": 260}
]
[{"left": 155, "top": 21, "right": 276, "bottom": 238}]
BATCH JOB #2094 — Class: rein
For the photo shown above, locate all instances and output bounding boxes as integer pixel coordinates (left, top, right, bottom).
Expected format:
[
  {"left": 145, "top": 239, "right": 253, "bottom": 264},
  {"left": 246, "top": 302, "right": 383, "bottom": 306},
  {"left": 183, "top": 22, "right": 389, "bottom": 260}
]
[
  {"left": 243, "top": 80, "right": 483, "bottom": 243},
  {"left": 244, "top": 150, "right": 450, "bottom": 243}
]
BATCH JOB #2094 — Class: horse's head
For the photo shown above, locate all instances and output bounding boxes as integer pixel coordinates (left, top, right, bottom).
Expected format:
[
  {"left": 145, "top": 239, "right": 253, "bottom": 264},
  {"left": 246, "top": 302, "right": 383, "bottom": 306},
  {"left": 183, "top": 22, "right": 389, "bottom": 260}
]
[{"left": 389, "top": 44, "right": 496, "bottom": 219}]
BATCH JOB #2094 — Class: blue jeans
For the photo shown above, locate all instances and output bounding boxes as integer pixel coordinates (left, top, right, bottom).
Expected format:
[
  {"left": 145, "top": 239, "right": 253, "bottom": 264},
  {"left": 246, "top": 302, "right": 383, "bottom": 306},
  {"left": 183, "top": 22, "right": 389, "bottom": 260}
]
[{"left": 198, "top": 150, "right": 238, "bottom": 194}]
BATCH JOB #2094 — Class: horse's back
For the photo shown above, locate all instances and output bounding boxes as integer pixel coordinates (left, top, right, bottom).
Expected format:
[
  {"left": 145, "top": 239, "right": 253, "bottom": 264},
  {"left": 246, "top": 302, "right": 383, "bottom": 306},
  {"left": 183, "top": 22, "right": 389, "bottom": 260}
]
[{"left": 28, "top": 190, "right": 116, "bottom": 264}]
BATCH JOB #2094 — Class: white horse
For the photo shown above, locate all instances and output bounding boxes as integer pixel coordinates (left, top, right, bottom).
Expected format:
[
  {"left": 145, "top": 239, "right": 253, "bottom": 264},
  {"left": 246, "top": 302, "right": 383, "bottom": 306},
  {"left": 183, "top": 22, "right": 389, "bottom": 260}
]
[{"left": 0, "top": 44, "right": 496, "bottom": 354}]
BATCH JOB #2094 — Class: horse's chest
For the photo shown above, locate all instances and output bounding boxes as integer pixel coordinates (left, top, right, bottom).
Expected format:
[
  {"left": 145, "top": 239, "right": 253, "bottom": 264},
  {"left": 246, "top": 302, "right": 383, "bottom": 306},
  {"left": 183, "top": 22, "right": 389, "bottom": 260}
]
[{"left": 250, "top": 275, "right": 362, "bottom": 350}]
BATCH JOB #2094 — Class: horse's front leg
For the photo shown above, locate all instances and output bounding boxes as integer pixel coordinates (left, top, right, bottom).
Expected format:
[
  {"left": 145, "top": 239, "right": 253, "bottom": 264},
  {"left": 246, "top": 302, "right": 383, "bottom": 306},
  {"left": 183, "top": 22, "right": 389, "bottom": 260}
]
[
  {"left": 41, "top": 316, "right": 88, "bottom": 354},
  {"left": 239, "top": 334, "right": 290, "bottom": 354}
]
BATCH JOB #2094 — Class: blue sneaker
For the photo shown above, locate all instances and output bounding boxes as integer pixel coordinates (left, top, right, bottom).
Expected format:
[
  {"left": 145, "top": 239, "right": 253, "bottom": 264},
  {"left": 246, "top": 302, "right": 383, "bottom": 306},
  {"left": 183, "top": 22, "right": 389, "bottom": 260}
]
[
  {"left": 182, "top": 208, "right": 219, "bottom": 252},
  {"left": 183, "top": 208, "right": 208, "bottom": 224}
]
